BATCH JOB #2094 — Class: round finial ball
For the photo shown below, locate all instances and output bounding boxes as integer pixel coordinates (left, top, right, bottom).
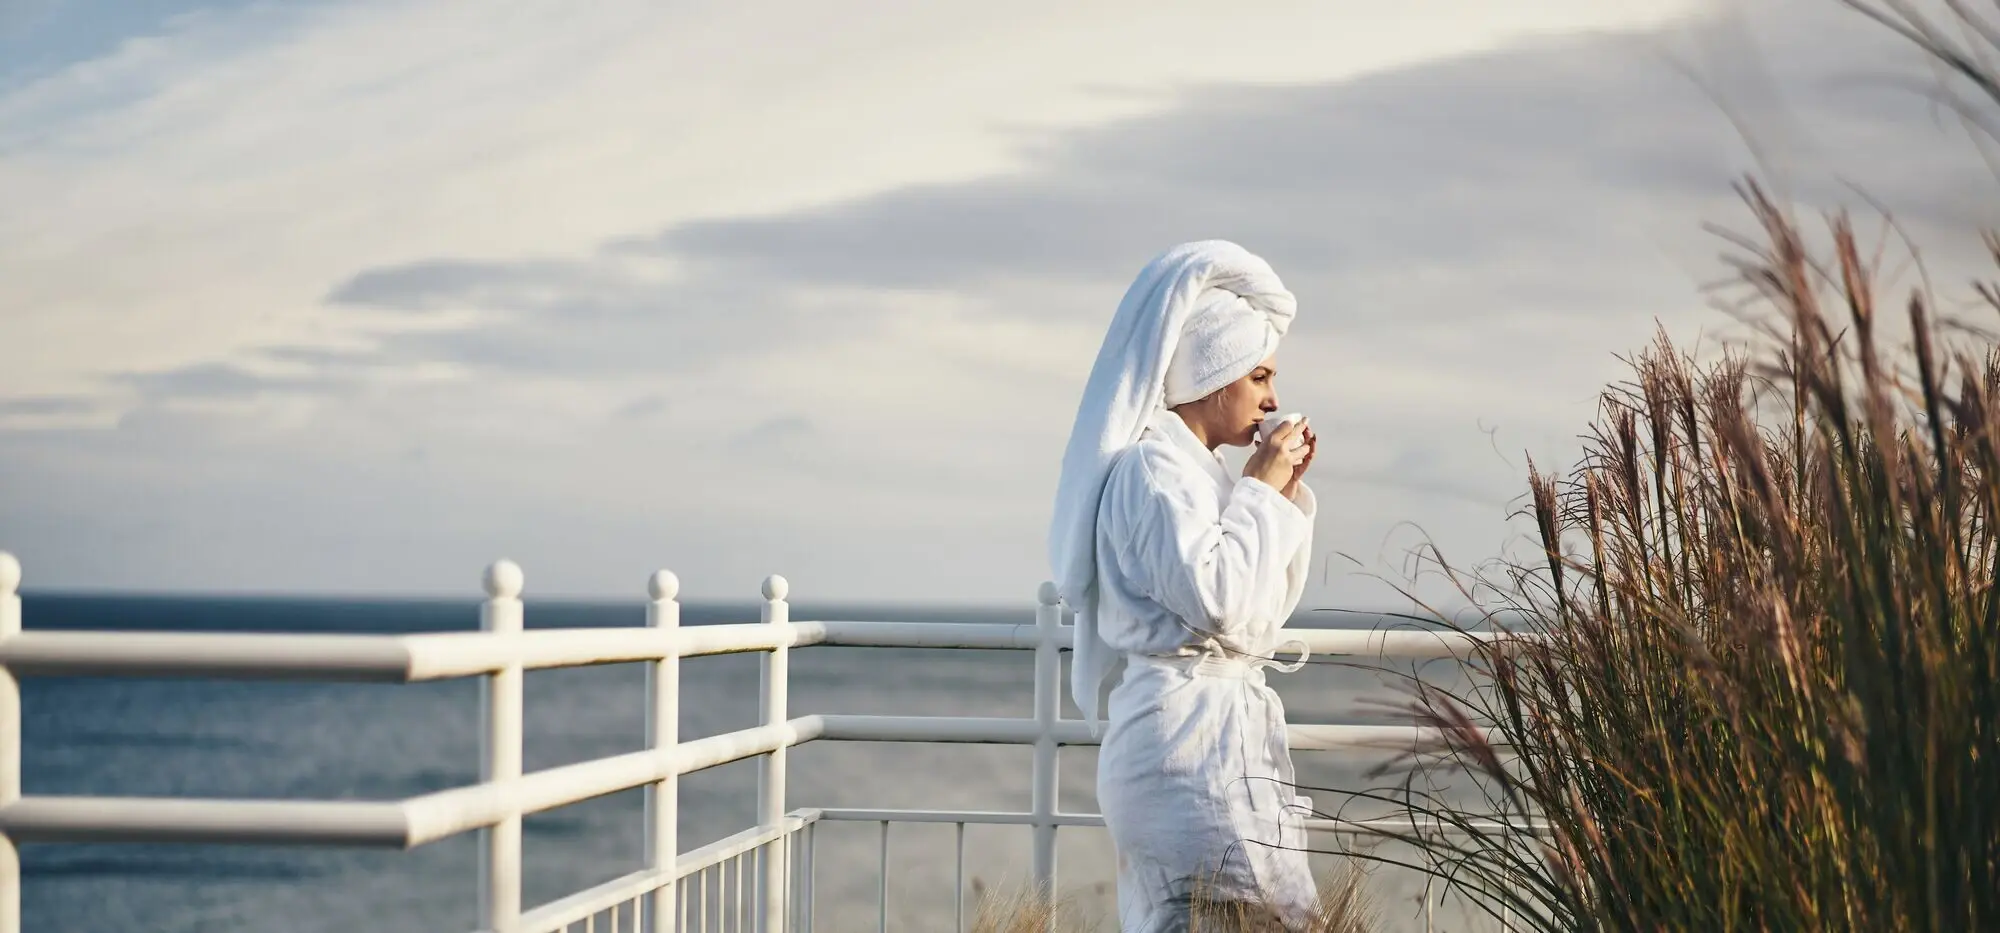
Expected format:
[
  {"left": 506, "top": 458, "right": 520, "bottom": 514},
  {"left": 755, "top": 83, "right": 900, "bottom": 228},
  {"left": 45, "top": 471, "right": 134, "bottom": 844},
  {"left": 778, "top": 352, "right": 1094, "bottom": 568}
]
[
  {"left": 761, "top": 574, "right": 789, "bottom": 601},
  {"left": 483, "top": 559, "right": 524, "bottom": 599},
  {"left": 1038, "top": 581, "right": 1060, "bottom": 606},
  {"left": 647, "top": 569, "right": 680, "bottom": 601},
  {"left": 0, "top": 552, "right": 19, "bottom": 596}
]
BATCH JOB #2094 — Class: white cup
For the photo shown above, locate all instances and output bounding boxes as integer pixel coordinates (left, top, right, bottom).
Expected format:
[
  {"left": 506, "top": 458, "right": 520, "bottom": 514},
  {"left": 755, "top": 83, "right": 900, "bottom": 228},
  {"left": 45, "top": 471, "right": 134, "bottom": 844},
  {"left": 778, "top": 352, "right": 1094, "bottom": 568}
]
[{"left": 1257, "top": 412, "right": 1308, "bottom": 452}]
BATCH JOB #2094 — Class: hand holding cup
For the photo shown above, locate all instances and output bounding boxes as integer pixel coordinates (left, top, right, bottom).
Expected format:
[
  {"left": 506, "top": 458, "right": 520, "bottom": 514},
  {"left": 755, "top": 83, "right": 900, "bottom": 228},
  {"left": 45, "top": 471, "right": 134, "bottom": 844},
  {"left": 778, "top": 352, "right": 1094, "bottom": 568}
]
[{"left": 1246, "top": 413, "right": 1310, "bottom": 491}]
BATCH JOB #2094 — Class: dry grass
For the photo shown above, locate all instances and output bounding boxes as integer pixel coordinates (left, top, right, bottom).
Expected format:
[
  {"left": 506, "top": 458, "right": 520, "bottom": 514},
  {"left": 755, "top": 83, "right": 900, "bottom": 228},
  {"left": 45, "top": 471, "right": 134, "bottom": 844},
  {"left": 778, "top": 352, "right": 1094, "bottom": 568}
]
[
  {"left": 1287, "top": 4, "right": 2000, "bottom": 927},
  {"left": 1319, "top": 180, "right": 2000, "bottom": 931}
]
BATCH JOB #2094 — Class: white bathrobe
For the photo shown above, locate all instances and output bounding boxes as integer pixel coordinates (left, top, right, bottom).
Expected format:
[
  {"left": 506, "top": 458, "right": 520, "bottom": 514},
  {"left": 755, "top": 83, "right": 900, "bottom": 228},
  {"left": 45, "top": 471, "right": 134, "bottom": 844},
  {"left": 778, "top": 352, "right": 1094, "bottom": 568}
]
[{"left": 1093, "top": 406, "right": 1318, "bottom": 932}]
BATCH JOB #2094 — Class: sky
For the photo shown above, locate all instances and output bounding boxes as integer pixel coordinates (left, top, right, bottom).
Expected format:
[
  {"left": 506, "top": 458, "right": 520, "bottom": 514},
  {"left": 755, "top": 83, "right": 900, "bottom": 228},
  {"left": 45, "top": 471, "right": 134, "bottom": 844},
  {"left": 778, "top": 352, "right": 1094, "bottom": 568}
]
[{"left": 4, "top": 0, "right": 1999, "bottom": 608}]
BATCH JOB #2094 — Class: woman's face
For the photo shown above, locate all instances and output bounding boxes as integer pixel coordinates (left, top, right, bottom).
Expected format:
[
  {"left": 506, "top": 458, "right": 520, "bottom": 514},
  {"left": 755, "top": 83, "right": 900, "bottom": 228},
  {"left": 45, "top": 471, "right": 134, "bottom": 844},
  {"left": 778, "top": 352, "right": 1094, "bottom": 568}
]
[{"left": 1183, "top": 353, "right": 1280, "bottom": 448}]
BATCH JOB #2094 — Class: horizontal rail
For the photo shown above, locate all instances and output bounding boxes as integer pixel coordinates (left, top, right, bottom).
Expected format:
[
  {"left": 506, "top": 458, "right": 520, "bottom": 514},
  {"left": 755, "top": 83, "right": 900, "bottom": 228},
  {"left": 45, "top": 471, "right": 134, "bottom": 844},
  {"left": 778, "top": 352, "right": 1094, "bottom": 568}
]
[
  {"left": 0, "top": 622, "right": 1529, "bottom": 681},
  {"left": 0, "top": 798, "right": 1549, "bottom": 852},
  {"left": 813, "top": 808, "right": 1551, "bottom": 836},
  {"left": 817, "top": 714, "right": 1467, "bottom": 751},
  {"left": 1303, "top": 816, "right": 1553, "bottom": 836},
  {"left": 515, "top": 868, "right": 658, "bottom": 933},
  {"left": 0, "top": 631, "right": 417, "bottom": 681},
  {"left": 817, "top": 714, "right": 1073, "bottom": 744},
  {"left": 807, "top": 620, "right": 1048, "bottom": 650},
  {"left": 1295, "top": 627, "right": 1523, "bottom": 659},
  {"left": 0, "top": 796, "right": 410, "bottom": 845},
  {"left": 0, "top": 713, "right": 1483, "bottom": 846},
  {"left": 403, "top": 625, "right": 800, "bottom": 680},
  {"left": 0, "top": 627, "right": 806, "bottom": 681},
  {"left": 675, "top": 811, "right": 816, "bottom": 877},
  {"left": 0, "top": 719, "right": 828, "bottom": 848},
  {"left": 816, "top": 807, "right": 1104, "bottom": 828},
  {"left": 405, "top": 718, "right": 826, "bottom": 845},
  {"left": 812, "top": 621, "right": 1528, "bottom": 659},
  {"left": 1289, "top": 723, "right": 1458, "bottom": 752}
]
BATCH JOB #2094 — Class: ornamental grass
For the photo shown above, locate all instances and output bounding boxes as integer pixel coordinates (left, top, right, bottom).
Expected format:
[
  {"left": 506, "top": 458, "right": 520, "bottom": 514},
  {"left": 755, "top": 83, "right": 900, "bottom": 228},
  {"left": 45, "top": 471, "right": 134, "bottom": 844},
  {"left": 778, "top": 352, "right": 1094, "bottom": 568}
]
[{"left": 1314, "top": 181, "right": 2000, "bottom": 930}]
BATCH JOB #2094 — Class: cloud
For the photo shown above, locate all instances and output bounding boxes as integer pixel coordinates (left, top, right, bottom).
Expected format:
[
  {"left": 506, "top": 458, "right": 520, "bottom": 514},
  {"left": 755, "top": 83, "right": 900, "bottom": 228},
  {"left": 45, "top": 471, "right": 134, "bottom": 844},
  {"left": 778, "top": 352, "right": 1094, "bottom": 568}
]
[
  {"left": 734, "top": 415, "right": 814, "bottom": 445},
  {"left": 0, "top": 396, "right": 97, "bottom": 416},
  {"left": 7, "top": 0, "right": 1999, "bottom": 604},
  {"left": 0, "top": 1, "right": 296, "bottom": 94},
  {"left": 327, "top": 259, "right": 619, "bottom": 313},
  {"left": 117, "top": 362, "right": 348, "bottom": 399},
  {"left": 319, "top": 255, "right": 843, "bottom": 377},
  {"left": 613, "top": 394, "right": 670, "bottom": 421},
  {"left": 308, "top": 0, "right": 2000, "bottom": 394},
  {"left": 2, "top": 0, "right": 1697, "bottom": 403}
]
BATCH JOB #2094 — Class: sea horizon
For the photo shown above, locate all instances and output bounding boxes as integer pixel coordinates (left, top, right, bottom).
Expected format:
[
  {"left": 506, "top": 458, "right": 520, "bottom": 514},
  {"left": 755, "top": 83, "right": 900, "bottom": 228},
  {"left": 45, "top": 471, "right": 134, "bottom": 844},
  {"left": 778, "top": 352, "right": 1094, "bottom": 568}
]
[{"left": 14, "top": 589, "right": 1490, "bottom": 630}]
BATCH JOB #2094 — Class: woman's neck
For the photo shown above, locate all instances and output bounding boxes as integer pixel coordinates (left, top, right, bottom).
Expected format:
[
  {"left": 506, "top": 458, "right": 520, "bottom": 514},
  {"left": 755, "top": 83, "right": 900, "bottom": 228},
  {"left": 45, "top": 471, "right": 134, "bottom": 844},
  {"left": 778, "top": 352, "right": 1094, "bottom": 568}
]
[{"left": 1171, "top": 408, "right": 1221, "bottom": 451}]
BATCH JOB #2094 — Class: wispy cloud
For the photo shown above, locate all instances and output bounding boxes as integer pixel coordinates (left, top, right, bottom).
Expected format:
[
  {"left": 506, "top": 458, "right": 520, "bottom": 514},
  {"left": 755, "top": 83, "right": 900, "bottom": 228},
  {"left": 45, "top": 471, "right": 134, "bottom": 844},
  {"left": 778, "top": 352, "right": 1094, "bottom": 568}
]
[{"left": 6, "top": 0, "right": 1993, "bottom": 606}]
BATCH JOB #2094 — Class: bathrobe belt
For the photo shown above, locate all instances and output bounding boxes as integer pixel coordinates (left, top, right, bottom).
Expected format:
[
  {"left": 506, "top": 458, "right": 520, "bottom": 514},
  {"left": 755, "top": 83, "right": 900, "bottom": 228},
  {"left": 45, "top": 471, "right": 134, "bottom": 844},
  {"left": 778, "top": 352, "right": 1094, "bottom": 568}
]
[{"left": 1128, "top": 638, "right": 1311, "bottom": 682}]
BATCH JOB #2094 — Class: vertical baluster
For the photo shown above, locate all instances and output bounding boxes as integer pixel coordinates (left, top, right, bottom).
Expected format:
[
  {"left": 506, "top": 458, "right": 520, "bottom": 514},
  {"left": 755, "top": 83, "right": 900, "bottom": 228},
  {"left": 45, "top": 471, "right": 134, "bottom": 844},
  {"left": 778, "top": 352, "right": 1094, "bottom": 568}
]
[
  {"left": 877, "top": 821, "right": 889, "bottom": 933},
  {"left": 479, "top": 559, "right": 526, "bottom": 933},
  {"left": 781, "top": 831, "right": 795, "bottom": 933},
  {"left": 803, "top": 822, "right": 816, "bottom": 933},
  {"left": 954, "top": 822, "right": 967, "bottom": 933},
  {"left": 645, "top": 570, "right": 681, "bottom": 933},
  {"left": 1423, "top": 875, "right": 1435, "bottom": 933},
  {"left": 697, "top": 865, "right": 708, "bottom": 933},
  {"left": 0, "top": 553, "right": 22, "bottom": 933},
  {"left": 1031, "top": 583, "right": 1061, "bottom": 909},
  {"left": 758, "top": 575, "right": 790, "bottom": 932}
]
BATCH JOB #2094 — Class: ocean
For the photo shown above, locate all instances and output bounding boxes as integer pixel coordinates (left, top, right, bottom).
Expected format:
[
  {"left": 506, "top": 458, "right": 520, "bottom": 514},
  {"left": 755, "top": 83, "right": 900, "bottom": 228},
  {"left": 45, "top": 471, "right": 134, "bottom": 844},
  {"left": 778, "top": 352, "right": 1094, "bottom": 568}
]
[{"left": 17, "top": 595, "right": 1504, "bottom": 932}]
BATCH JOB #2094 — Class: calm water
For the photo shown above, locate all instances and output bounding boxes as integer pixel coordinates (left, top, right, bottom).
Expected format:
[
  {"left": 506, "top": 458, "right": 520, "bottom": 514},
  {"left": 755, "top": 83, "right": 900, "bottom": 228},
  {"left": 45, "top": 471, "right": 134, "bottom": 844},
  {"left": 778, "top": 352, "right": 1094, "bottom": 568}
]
[{"left": 18, "top": 595, "right": 1500, "bottom": 932}]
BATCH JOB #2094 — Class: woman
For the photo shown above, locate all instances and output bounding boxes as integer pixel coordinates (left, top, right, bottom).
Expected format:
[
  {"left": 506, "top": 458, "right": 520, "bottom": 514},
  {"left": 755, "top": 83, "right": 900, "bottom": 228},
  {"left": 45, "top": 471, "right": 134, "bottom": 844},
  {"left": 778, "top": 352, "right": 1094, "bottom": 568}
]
[{"left": 1050, "top": 240, "right": 1320, "bottom": 931}]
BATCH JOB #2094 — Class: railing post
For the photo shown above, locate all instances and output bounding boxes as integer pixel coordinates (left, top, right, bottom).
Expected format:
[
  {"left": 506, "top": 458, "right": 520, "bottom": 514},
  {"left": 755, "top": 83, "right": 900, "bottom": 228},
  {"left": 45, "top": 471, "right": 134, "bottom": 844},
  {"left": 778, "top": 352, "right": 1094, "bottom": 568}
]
[
  {"left": 645, "top": 570, "right": 681, "bottom": 933},
  {"left": 759, "top": 575, "right": 790, "bottom": 931},
  {"left": 1030, "top": 582, "right": 1061, "bottom": 907},
  {"left": 0, "top": 553, "right": 22, "bottom": 933},
  {"left": 479, "top": 560, "right": 525, "bottom": 933}
]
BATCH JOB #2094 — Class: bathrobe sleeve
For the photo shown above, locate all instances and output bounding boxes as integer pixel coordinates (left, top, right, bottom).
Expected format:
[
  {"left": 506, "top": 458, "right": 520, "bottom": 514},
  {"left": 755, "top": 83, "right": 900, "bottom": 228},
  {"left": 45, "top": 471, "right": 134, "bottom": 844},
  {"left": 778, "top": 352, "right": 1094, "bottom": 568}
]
[{"left": 1104, "top": 444, "right": 1316, "bottom": 640}]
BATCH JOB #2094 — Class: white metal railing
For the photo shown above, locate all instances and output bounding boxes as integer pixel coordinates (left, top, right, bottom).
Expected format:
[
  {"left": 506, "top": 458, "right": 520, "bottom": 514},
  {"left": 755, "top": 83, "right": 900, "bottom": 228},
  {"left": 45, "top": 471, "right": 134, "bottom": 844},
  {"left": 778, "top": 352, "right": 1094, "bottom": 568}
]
[
  {"left": 523, "top": 811, "right": 818, "bottom": 933},
  {"left": 0, "top": 550, "right": 1533, "bottom": 932}
]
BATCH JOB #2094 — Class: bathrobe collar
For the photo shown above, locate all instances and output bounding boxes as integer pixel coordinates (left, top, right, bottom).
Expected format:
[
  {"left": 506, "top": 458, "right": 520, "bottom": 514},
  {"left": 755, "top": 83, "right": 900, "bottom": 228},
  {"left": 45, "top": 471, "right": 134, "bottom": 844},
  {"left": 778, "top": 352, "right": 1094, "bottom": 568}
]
[{"left": 1150, "top": 407, "right": 1235, "bottom": 490}]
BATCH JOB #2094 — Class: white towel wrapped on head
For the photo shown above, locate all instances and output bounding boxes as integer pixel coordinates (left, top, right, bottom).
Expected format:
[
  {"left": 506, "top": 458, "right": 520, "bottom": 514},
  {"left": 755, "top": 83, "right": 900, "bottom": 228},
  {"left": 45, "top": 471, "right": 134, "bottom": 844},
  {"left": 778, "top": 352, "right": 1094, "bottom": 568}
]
[
  {"left": 1047, "top": 240, "right": 1298, "bottom": 727},
  {"left": 1163, "top": 288, "right": 1285, "bottom": 407}
]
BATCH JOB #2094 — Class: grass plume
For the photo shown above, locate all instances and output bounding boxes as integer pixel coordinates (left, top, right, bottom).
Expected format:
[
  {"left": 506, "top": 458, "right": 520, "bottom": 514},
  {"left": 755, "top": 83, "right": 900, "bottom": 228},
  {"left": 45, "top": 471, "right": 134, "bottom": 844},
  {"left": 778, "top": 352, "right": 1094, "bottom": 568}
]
[{"left": 1311, "top": 181, "right": 2000, "bottom": 931}]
